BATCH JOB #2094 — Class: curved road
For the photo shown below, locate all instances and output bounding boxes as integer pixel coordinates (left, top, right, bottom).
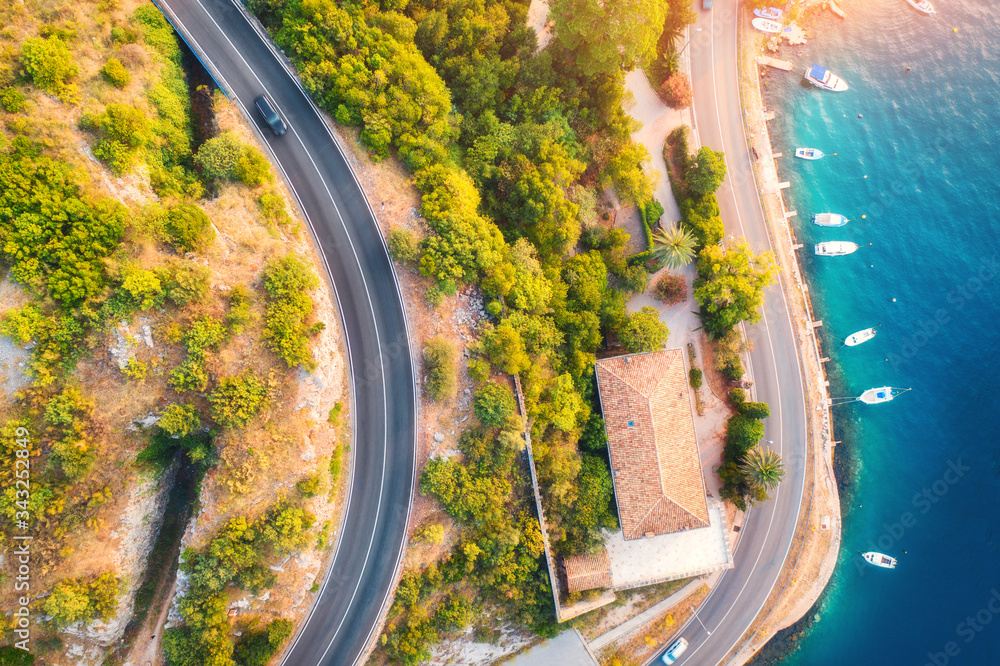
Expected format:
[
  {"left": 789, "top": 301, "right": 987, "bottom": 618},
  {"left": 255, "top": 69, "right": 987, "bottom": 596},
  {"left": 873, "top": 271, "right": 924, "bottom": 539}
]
[
  {"left": 150, "top": 0, "right": 416, "bottom": 664},
  {"left": 652, "top": 3, "right": 810, "bottom": 664}
]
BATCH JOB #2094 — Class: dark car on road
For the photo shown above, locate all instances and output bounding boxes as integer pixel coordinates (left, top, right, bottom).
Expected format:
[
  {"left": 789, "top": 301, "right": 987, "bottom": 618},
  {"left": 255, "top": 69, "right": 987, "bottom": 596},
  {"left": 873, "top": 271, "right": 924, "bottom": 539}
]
[{"left": 255, "top": 95, "right": 286, "bottom": 136}]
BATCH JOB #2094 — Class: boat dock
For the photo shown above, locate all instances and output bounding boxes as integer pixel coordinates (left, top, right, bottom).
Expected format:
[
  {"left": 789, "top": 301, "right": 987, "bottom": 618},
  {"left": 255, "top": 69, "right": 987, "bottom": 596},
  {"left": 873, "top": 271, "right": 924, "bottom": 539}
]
[{"left": 756, "top": 56, "right": 793, "bottom": 71}]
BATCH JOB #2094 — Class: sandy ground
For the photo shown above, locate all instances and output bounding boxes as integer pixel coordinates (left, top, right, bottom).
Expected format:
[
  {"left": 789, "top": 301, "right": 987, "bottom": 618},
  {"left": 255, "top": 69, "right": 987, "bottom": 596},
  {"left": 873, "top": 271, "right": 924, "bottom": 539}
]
[{"left": 526, "top": 0, "right": 554, "bottom": 51}]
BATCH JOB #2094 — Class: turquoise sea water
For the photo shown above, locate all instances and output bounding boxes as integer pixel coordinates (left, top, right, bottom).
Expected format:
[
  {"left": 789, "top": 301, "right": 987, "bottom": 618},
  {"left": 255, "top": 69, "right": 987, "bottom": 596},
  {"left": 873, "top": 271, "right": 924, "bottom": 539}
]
[{"left": 749, "top": 2, "right": 1000, "bottom": 664}]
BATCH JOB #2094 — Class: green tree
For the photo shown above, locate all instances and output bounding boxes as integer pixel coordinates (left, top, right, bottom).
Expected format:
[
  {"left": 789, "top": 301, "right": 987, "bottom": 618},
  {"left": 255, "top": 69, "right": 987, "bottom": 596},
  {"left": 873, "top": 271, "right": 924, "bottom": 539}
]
[
  {"left": 159, "top": 403, "right": 201, "bottom": 436},
  {"left": 679, "top": 196, "right": 724, "bottom": 249},
  {"left": 423, "top": 337, "right": 457, "bottom": 401},
  {"left": 694, "top": 241, "right": 776, "bottom": 338},
  {"left": 0, "top": 87, "right": 25, "bottom": 113},
  {"left": 165, "top": 204, "right": 215, "bottom": 253},
  {"left": 195, "top": 132, "right": 243, "bottom": 180},
  {"left": 739, "top": 446, "right": 786, "bottom": 495},
  {"left": 686, "top": 147, "right": 727, "bottom": 197},
  {"left": 262, "top": 255, "right": 321, "bottom": 370},
  {"left": 100, "top": 103, "right": 150, "bottom": 147},
  {"left": 738, "top": 401, "right": 771, "bottom": 420},
  {"left": 618, "top": 306, "right": 669, "bottom": 353},
  {"left": 233, "top": 618, "right": 293, "bottom": 666},
  {"left": 474, "top": 383, "right": 518, "bottom": 429},
  {"left": 234, "top": 146, "right": 272, "bottom": 186},
  {"left": 388, "top": 228, "right": 420, "bottom": 264},
  {"left": 102, "top": 58, "right": 131, "bottom": 88},
  {"left": 21, "top": 36, "right": 78, "bottom": 96},
  {"left": 551, "top": 0, "right": 667, "bottom": 77},
  {"left": 651, "top": 223, "right": 697, "bottom": 269},
  {"left": 119, "top": 266, "right": 163, "bottom": 310},
  {"left": 724, "top": 414, "right": 764, "bottom": 462},
  {"left": 209, "top": 373, "right": 267, "bottom": 429}
]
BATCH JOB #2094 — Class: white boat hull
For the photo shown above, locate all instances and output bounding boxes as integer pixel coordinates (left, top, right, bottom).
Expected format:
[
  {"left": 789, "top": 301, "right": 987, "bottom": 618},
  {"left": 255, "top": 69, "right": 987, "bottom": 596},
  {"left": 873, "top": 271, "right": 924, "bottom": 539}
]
[
  {"left": 845, "top": 328, "right": 877, "bottom": 346},
  {"left": 863, "top": 551, "right": 897, "bottom": 569},
  {"left": 752, "top": 18, "right": 783, "bottom": 33},
  {"left": 906, "top": 0, "right": 935, "bottom": 15},
  {"left": 753, "top": 7, "right": 783, "bottom": 20},
  {"left": 796, "top": 148, "right": 824, "bottom": 160},
  {"left": 805, "top": 65, "right": 850, "bottom": 92},
  {"left": 815, "top": 241, "right": 859, "bottom": 256},
  {"left": 813, "top": 213, "right": 849, "bottom": 227},
  {"left": 858, "top": 386, "right": 895, "bottom": 404}
]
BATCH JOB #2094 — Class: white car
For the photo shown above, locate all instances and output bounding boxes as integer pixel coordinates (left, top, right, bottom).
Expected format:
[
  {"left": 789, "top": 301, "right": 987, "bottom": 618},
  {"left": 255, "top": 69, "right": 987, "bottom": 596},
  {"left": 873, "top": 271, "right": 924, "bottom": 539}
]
[{"left": 661, "top": 637, "right": 689, "bottom": 664}]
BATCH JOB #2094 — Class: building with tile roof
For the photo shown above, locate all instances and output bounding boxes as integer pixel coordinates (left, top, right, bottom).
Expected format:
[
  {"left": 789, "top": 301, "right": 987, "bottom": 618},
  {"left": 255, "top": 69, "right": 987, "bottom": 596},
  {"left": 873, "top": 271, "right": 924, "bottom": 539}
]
[{"left": 594, "top": 349, "right": 709, "bottom": 541}]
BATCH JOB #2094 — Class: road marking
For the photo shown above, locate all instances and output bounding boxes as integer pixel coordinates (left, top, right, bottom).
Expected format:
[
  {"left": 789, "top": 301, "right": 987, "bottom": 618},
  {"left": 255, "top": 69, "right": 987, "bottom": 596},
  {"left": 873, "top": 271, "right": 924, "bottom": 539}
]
[{"left": 160, "top": 2, "right": 410, "bottom": 662}]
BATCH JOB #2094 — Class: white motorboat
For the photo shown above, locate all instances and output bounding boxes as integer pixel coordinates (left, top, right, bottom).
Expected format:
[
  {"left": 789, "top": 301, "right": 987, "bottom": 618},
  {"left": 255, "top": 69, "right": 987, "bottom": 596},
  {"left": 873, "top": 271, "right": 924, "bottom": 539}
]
[
  {"left": 751, "top": 18, "right": 783, "bottom": 33},
  {"left": 805, "top": 64, "right": 849, "bottom": 92},
  {"left": 905, "top": 0, "right": 936, "bottom": 15},
  {"left": 795, "top": 148, "right": 825, "bottom": 160},
  {"left": 844, "top": 327, "right": 877, "bottom": 346},
  {"left": 753, "top": 7, "right": 783, "bottom": 20},
  {"left": 813, "top": 213, "right": 849, "bottom": 227},
  {"left": 862, "top": 551, "right": 897, "bottom": 569},
  {"left": 814, "top": 241, "right": 858, "bottom": 256},
  {"left": 857, "top": 386, "right": 910, "bottom": 405}
]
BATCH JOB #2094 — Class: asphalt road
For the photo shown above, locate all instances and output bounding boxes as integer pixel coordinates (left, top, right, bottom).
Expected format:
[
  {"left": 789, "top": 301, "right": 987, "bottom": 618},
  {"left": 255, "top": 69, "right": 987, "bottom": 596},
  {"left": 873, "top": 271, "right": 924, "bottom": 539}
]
[
  {"left": 650, "top": 4, "right": 810, "bottom": 665},
  {"left": 149, "top": 1, "right": 416, "bottom": 664}
]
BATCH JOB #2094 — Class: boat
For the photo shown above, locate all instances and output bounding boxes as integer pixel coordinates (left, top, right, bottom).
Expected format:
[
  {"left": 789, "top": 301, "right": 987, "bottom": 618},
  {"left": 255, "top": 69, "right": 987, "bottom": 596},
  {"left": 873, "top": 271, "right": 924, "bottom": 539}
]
[
  {"left": 812, "top": 213, "right": 849, "bottom": 227},
  {"left": 753, "top": 7, "right": 783, "bottom": 20},
  {"left": 862, "top": 551, "right": 897, "bottom": 569},
  {"left": 844, "top": 327, "right": 877, "bottom": 346},
  {"left": 857, "top": 386, "right": 910, "bottom": 405},
  {"left": 795, "top": 148, "right": 825, "bottom": 160},
  {"left": 751, "top": 18, "right": 783, "bottom": 34},
  {"left": 814, "top": 241, "right": 858, "bottom": 256},
  {"left": 804, "top": 64, "right": 850, "bottom": 92},
  {"left": 905, "top": 0, "right": 936, "bottom": 15}
]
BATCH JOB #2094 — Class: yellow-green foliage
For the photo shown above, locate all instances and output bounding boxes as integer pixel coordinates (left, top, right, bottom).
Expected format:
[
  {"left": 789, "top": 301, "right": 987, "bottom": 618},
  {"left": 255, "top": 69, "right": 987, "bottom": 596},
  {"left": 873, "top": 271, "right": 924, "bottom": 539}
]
[
  {"left": 101, "top": 57, "right": 131, "bottom": 88},
  {"left": 21, "top": 36, "right": 78, "bottom": 99},
  {"left": 262, "top": 255, "right": 322, "bottom": 370},
  {"left": 234, "top": 145, "right": 273, "bottom": 186},
  {"left": 169, "top": 316, "right": 227, "bottom": 393},
  {"left": 423, "top": 337, "right": 456, "bottom": 402},
  {"left": 159, "top": 403, "right": 201, "bottom": 436},
  {"left": 226, "top": 284, "right": 253, "bottom": 334},
  {"left": 43, "top": 572, "right": 122, "bottom": 627},
  {"left": 165, "top": 203, "right": 215, "bottom": 253},
  {"left": 0, "top": 87, "right": 25, "bottom": 113},
  {"left": 119, "top": 265, "right": 163, "bottom": 310},
  {"left": 209, "top": 372, "right": 267, "bottom": 429},
  {"left": 257, "top": 189, "right": 291, "bottom": 227},
  {"left": 195, "top": 131, "right": 272, "bottom": 187},
  {"left": 45, "top": 386, "right": 98, "bottom": 481},
  {"left": 123, "top": 357, "right": 149, "bottom": 381},
  {"left": 158, "top": 259, "right": 210, "bottom": 306}
]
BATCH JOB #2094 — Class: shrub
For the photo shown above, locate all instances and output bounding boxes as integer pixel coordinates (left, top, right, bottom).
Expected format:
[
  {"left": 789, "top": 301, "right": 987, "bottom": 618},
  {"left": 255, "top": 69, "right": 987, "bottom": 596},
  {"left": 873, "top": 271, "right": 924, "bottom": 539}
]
[
  {"left": 159, "top": 260, "right": 210, "bottom": 305},
  {"left": 619, "top": 306, "right": 669, "bottom": 353},
  {"left": 118, "top": 266, "right": 163, "bottom": 310},
  {"left": 328, "top": 402, "right": 343, "bottom": 426},
  {"left": 474, "top": 383, "right": 517, "bottom": 429},
  {"left": 233, "top": 618, "right": 294, "bottom": 666},
  {"left": 234, "top": 145, "right": 272, "bottom": 186},
  {"left": 194, "top": 131, "right": 243, "bottom": 180},
  {"left": 729, "top": 388, "right": 746, "bottom": 405},
  {"left": 100, "top": 103, "right": 149, "bottom": 147},
  {"left": 209, "top": 373, "right": 267, "bottom": 429},
  {"left": 724, "top": 414, "right": 764, "bottom": 462},
  {"left": 679, "top": 196, "right": 724, "bottom": 249},
  {"left": 21, "top": 36, "right": 78, "bottom": 96},
  {"left": 414, "top": 524, "right": 444, "bottom": 544},
  {"left": 101, "top": 58, "right": 130, "bottom": 88},
  {"left": 226, "top": 284, "right": 253, "bottom": 334},
  {"left": 257, "top": 190, "right": 291, "bottom": 227},
  {"left": 388, "top": 228, "right": 420, "bottom": 264},
  {"left": 738, "top": 401, "right": 770, "bottom": 419},
  {"left": 0, "top": 87, "right": 25, "bottom": 113},
  {"left": 159, "top": 403, "right": 200, "bottom": 436},
  {"left": 661, "top": 72, "right": 693, "bottom": 109},
  {"left": 93, "top": 138, "right": 134, "bottom": 175},
  {"left": 262, "top": 255, "right": 321, "bottom": 370},
  {"left": 296, "top": 474, "right": 321, "bottom": 497},
  {"left": 423, "top": 337, "right": 456, "bottom": 401},
  {"left": 43, "top": 573, "right": 122, "bottom": 627},
  {"left": 621, "top": 265, "right": 649, "bottom": 293},
  {"left": 686, "top": 146, "right": 727, "bottom": 197},
  {"left": 165, "top": 203, "right": 215, "bottom": 253},
  {"left": 689, "top": 368, "right": 703, "bottom": 389},
  {"left": 653, "top": 273, "right": 687, "bottom": 305},
  {"left": 720, "top": 356, "right": 744, "bottom": 381}
]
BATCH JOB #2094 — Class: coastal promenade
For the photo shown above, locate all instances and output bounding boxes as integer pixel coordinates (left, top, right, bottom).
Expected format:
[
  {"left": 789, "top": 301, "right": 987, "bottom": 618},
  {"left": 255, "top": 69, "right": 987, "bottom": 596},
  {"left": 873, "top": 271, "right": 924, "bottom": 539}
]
[{"left": 646, "top": 4, "right": 827, "bottom": 664}]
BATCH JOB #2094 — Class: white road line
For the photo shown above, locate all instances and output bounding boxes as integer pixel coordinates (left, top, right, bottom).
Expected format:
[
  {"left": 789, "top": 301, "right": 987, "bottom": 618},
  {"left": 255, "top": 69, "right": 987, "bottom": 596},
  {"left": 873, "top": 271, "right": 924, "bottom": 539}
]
[{"left": 167, "top": 1, "right": 396, "bottom": 660}]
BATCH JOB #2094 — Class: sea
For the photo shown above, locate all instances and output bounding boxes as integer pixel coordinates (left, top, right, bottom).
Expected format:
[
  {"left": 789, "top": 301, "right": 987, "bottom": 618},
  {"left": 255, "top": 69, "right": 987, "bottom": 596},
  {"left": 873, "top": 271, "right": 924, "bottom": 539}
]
[{"left": 749, "top": 2, "right": 1000, "bottom": 665}]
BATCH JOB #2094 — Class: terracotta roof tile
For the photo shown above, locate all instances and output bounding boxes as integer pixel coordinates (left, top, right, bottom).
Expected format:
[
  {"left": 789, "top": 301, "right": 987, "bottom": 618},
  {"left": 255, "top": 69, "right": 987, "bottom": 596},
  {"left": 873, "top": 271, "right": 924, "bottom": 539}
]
[
  {"left": 562, "top": 549, "right": 613, "bottom": 593},
  {"left": 595, "top": 349, "right": 709, "bottom": 540}
]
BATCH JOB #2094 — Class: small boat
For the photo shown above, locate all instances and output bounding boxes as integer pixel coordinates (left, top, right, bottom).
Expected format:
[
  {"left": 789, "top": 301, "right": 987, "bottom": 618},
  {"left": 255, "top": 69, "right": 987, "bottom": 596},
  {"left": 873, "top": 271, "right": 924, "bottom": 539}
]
[
  {"left": 905, "top": 0, "right": 936, "bottom": 15},
  {"left": 795, "top": 148, "right": 825, "bottom": 160},
  {"left": 805, "top": 64, "right": 849, "bottom": 92},
  {"left": 862, "top": 551, "right": 897, "bottom": 569},
  {"left": 753, "top": 7, "right": 783, "bottom": 20},
  {"left": 814, "top": 241, "right": 858, "bottom": 256},
  {"left": 857, "top": 386, "right": 910, "bottom": 405},
  {"left": 812, "top": 213, "right": 849, "bottom": 227},
  {"left": 751, "top": 18, "right": 783, "bottom": 33},
  {"left": 844, "top": 328, "right": 877, "bottom": 346}
]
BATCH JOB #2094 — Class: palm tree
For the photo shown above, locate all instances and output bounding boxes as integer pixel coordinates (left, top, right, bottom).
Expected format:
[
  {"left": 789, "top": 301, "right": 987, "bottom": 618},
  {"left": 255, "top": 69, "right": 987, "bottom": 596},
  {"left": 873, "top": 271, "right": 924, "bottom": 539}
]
[
  {"left": 651, "top": 223, "right": 697, "bottom": 269},
  {"left": 739, "top": 446, "right": 786, "bottom": 495}
]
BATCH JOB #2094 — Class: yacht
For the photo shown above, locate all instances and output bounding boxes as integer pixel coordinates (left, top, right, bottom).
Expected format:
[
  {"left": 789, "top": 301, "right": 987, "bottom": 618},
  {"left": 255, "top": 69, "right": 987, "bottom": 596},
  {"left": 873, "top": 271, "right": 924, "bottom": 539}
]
[
  {"left": 813, "top": 213, "right": 849, "bottom": 227},
  {"left": 814, "top": 241, "right": 858, "bottom": 256},
  {"left": 752, "top": 18, "right": 783, "bottom": 33},
  {"left": 906, "top": 0, "right": 936, "bottom": 15},
  {"left": 857, "top": 386, "right": 910, "bottom": 405},
  {"left": 844, "top": 328, "right": 877, "bottom": 346},
  {"left": 862, "top": 551, "right": 897, "bottom": 569},
  {"left": 795, "top": 147, "right": 825, "bottom": 160},
  {"left": 805, "top": 64, "right": 849, "bottom": 92},
  {"left": 753, "top": 7, "right": 783, "bottom": 20}
]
